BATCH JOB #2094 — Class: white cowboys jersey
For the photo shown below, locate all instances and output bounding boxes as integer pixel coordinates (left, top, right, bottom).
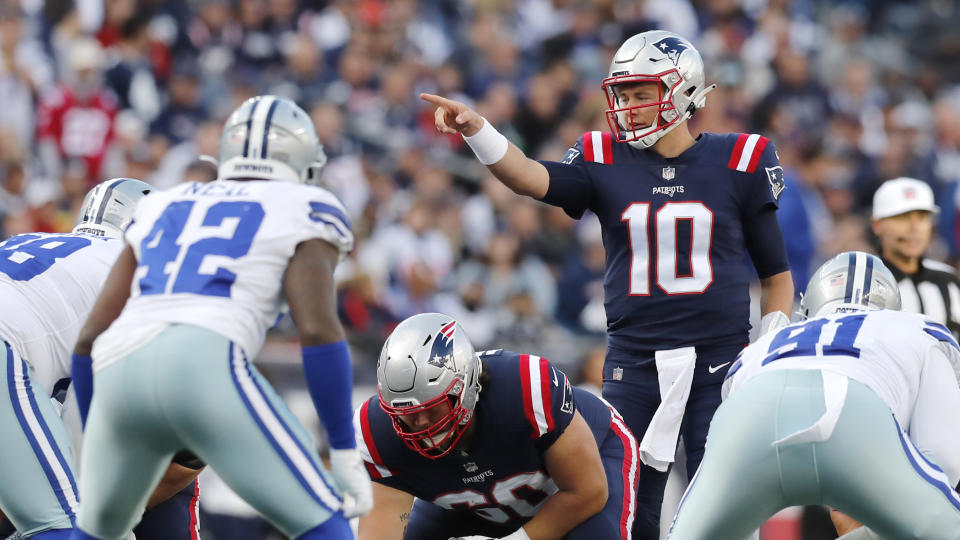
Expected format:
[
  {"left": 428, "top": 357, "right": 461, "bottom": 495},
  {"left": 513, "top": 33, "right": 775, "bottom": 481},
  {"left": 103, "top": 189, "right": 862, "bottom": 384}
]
[
  {"left": 0, "top": 233, "right": 122, "bottom": 394},
  {"left": 728, "top": 309, "right": 960, "bottom": 484},
  {"left": 93, "top": 180, "right": 353, "bottom": 370}
]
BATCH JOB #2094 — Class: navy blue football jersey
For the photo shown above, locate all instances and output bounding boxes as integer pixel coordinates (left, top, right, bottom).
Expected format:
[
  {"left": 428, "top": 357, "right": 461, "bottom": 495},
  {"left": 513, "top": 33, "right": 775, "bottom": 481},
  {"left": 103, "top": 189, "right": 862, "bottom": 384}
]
[
  {"left": 354, "top": 350, "right": 617, "bottom": 531},
  {"left": 540, "top": 131, "right": 786, "bottom": 353}
]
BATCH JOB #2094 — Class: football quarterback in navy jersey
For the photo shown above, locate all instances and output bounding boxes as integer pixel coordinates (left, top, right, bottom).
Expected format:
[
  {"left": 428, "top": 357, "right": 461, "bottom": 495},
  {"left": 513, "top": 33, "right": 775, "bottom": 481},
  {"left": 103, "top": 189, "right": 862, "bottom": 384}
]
[
  {"left": 355, "top": 313, "right": 640, "bottom": 540},
  {"left": 422, "top": 30, "right": 794, "bottom": 538}
]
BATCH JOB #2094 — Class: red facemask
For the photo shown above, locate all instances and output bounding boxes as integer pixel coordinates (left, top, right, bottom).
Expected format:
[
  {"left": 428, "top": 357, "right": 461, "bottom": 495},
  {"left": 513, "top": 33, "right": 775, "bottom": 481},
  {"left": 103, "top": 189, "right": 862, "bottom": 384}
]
[
  {"left": 601, "top": 69, "right": 683, "bottom": 145},
  {"left": 379, "top": 378, "right": 474, "bottom": 459}
]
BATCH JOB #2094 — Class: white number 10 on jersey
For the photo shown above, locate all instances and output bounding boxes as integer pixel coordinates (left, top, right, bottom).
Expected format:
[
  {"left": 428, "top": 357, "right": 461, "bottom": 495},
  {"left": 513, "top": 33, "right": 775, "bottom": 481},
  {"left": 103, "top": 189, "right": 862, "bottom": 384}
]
[{"left": 622, "top": 202, "right": 713, "bottom": 295}]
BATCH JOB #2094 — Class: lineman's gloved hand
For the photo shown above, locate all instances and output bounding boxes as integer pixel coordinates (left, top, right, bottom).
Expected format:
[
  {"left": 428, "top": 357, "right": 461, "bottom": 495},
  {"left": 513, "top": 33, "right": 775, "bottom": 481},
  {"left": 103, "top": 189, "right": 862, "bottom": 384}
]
[{"left": 329, "top": 447, "right": 373, "bottom": 518}]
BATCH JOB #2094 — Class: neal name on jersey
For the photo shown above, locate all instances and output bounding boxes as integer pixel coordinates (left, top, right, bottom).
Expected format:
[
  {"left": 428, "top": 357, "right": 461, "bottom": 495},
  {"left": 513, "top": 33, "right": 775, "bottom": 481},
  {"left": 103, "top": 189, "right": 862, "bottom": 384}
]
[{"left": 92, "top": 179, "right": 353, "bottom": 370}]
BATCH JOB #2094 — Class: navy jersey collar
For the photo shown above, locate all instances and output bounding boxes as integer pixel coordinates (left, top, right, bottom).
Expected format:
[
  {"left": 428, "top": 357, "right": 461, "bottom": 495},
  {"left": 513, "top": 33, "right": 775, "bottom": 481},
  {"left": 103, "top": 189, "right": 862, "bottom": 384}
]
[{"left": 628, "top": 132, "right": 711, "bottom": 164}]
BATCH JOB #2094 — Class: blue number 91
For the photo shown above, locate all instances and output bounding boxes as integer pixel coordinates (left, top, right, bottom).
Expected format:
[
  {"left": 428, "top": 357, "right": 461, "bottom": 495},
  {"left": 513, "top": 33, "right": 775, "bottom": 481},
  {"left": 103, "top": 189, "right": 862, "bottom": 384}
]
[{"left": 763, "top": 314, "right": 867, "bottom": 365}]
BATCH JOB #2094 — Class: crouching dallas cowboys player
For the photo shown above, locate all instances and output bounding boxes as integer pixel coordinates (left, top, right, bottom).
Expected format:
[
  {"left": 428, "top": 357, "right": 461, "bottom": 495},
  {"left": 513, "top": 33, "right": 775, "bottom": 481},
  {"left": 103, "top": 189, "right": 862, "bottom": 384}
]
[
  {"left": 69, "top": 96, "right": 372, "bottom": 540},
  {"left": 668, "top": 252, "right": 960, "bottom": 540},
  {"left": 355, "top": 313, "right": 640, "bottom": 540},
  {"left": 0, "top": 178, "right": 206, "bottom": 540}
]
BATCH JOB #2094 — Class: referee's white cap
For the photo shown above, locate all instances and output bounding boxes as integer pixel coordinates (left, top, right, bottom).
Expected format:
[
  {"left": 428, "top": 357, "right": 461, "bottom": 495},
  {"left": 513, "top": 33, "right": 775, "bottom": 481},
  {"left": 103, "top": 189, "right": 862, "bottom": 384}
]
[{"left": 872, "top": 177, "right": 939, "bottom": 219}]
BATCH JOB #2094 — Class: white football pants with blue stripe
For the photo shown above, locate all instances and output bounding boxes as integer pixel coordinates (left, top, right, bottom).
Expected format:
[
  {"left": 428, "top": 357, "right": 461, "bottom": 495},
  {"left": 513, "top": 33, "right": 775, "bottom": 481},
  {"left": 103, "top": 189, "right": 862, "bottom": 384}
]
[
  {"left": 76, "top": 325, "right": 344, "bottom": 540},
  {"left": 668, "top": 369, "right": 960, "bottom": 540},
  {"left": 0, "top": 340, "right": 79, "bottom": 537}
]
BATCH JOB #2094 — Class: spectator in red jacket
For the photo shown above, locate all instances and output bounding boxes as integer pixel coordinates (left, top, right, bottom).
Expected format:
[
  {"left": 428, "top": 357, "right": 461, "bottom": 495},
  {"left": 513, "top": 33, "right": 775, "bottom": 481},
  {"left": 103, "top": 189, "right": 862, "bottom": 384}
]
[{"left": 36, "top": 38, "right": 120, "bottom": 186}]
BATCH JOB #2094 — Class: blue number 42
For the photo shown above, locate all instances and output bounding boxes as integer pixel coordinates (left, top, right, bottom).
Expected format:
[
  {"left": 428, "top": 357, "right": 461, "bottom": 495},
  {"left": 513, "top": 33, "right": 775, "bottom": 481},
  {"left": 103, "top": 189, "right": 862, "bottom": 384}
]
[{"left": 138, "top": 201, "right": 265, "bottom": 297}]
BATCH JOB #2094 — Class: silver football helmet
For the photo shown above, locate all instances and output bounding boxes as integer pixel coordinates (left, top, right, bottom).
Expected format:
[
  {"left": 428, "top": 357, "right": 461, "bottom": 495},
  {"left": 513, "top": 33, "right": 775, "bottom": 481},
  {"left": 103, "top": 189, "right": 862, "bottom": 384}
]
[
  {"left": 377, "top": 313, "right": 483, "bottom": 459},
  {"left": 602, "top": 30, "right": 716, "bottom": 149},
  {"left": 73, "top": 177, "right": 154, "bottom": 238},
  {"left": 800, "top": 251, "right": 901, "bottom": 319},
  {"left": 218, "top": 95, "right": 327, "bottom": 185}
]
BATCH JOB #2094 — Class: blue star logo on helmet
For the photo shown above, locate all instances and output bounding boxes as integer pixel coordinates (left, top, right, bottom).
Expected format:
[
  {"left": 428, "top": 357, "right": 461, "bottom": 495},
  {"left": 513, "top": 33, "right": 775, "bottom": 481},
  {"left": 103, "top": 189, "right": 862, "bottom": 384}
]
[{"left": 652, "top": 37, "right": 689, "bottom": 66}]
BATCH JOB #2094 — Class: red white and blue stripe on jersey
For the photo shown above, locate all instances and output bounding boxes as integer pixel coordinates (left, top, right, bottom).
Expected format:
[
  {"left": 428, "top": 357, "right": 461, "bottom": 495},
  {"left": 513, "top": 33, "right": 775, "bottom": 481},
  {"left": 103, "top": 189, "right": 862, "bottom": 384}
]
[
  {"left": 519, "top": 355, "right": 557, "bottom": 438},
  {"left": 727, "top": 133, "right": 770, "bottom": 174},
  {"left": 610, "top": 408, "right": 639, "bottom": 539},
  {"left": 582, "top": 131, "right": 614, "bottom": 164},
  {"left": 356, "top": 400, "right": 394, "bottom": 479},
  {"left": 580, "top": 131, "right": 771, "bottom": 172},
  {"left": 188, "top": 480, "right": 200, "bottom": 540}
]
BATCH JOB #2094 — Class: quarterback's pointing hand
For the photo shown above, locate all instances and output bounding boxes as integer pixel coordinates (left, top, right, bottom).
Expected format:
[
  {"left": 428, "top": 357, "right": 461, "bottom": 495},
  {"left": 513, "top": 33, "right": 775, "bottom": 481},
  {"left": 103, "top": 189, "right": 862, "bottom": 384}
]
[{"left": 420, "top": 93, "right": 484, "bottom": 137}]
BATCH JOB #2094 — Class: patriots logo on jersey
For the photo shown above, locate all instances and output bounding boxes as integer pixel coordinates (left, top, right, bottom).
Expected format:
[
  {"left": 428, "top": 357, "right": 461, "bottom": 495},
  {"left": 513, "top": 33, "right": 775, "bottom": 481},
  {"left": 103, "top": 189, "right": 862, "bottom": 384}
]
[
  {"left": 766, "top": 166, "right": 785, "bottom": 201},
  {"left": 561, "top": 148, "right": 581, "bottom": 164},
  {"left": 560, "top": 377, "right": 574, "bottom": 414},
  {"left": 653, "top": 37, "right": 689, "bottom": 66}
]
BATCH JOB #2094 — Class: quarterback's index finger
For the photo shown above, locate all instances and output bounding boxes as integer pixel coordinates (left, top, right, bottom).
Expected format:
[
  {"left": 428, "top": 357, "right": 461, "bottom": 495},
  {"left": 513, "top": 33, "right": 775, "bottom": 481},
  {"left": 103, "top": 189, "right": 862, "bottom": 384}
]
[{"left": 419, "top": 93, "right": 455, "bottom": 108}]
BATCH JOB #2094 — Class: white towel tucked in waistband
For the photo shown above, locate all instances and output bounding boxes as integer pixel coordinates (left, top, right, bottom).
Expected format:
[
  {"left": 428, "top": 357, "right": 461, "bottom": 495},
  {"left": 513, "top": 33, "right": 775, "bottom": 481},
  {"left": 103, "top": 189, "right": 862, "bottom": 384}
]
[
  {"left": 773, "top": 370, "right": 848, "bottom": 447},
  {"left": 639, "top": 346, "right": 697, "bottom": 472}
]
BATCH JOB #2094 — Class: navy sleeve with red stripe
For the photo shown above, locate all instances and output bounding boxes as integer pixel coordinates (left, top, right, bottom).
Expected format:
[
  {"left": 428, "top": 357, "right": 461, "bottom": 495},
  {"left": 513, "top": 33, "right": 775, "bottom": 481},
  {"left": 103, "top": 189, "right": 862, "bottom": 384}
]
[
  {"left": 538, "top": 134, "right": 596, "bottom": 220},
  {"left": 517, "top": 354, "right": 577, "bottom": 449}
]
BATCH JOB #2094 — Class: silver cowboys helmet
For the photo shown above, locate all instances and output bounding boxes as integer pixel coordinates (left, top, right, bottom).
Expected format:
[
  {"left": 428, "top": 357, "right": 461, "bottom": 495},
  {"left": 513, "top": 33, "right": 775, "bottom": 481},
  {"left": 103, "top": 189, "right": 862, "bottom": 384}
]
[
  {"left": 218, "top": 95, "right": 327, "bottom": 185},
  {"left": 602, "top": 30, "right": 716, "bottom": 149},
  {"left": 377, "top": 313, "right": 483, "bottom": 459},
  {"left": 800, "top": 251, "right": 901, "bottom": 319},
  {"left": 73, "top": 177, "right": 154, "bottom": 238}
]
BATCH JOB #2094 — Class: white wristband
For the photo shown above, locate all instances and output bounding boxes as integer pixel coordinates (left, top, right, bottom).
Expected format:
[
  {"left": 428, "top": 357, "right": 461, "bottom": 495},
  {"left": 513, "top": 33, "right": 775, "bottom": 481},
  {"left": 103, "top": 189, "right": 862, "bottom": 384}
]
[{"left": 463, "top": 118, "right": 509, "bottom": 165}]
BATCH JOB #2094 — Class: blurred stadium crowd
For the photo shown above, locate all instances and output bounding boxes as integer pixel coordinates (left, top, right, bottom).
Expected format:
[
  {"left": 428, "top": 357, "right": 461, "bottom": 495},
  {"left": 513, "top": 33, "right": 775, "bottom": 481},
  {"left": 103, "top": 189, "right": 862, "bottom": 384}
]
[
  {"left": 5, "top": 0, "right": 960, "bottom": 367},
  {"left": 7, "top": 0, "right": 960, "bottom": 379},
  {"left": 2, "top": 0, "right": 960, "bottom": 536}
]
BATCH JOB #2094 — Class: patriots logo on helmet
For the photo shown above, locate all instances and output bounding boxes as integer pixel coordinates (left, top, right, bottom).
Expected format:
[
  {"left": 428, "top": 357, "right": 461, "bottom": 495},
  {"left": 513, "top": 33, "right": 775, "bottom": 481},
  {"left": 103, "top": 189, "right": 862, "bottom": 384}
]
[
  {"left": 427, "top": 321, "right": 457, "bottom": 370},
  {"left": 652, "top": 37, "right": 689, "bottom": 66}
]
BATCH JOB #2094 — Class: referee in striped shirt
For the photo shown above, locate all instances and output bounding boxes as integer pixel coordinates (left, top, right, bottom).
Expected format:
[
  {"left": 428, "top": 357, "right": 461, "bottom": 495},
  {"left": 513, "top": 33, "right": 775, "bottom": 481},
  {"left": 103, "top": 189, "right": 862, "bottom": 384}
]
[{"left": 871, "top": 177, "right": 960, "bottom": 338}]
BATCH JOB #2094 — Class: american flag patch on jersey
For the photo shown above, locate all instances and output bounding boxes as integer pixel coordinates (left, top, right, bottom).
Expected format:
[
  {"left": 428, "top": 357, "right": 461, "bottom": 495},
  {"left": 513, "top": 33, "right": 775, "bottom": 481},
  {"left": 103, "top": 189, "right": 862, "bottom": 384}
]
[{"left": 727, "top": 133, "right": 769, "bottom": 174}]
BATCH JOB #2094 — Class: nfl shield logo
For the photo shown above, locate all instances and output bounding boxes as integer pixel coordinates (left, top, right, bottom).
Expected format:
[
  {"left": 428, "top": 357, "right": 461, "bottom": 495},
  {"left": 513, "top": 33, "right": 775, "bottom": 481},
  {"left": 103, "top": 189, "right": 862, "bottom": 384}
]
[
  {"left": 612, "top": 367, "right": 624, "bottom": 381},
  {"left": 464, "top": 462, "right": 478, "bottom": 472},
  {"left": 662, "top": 167, "right": 676, "bottom": 181}
]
